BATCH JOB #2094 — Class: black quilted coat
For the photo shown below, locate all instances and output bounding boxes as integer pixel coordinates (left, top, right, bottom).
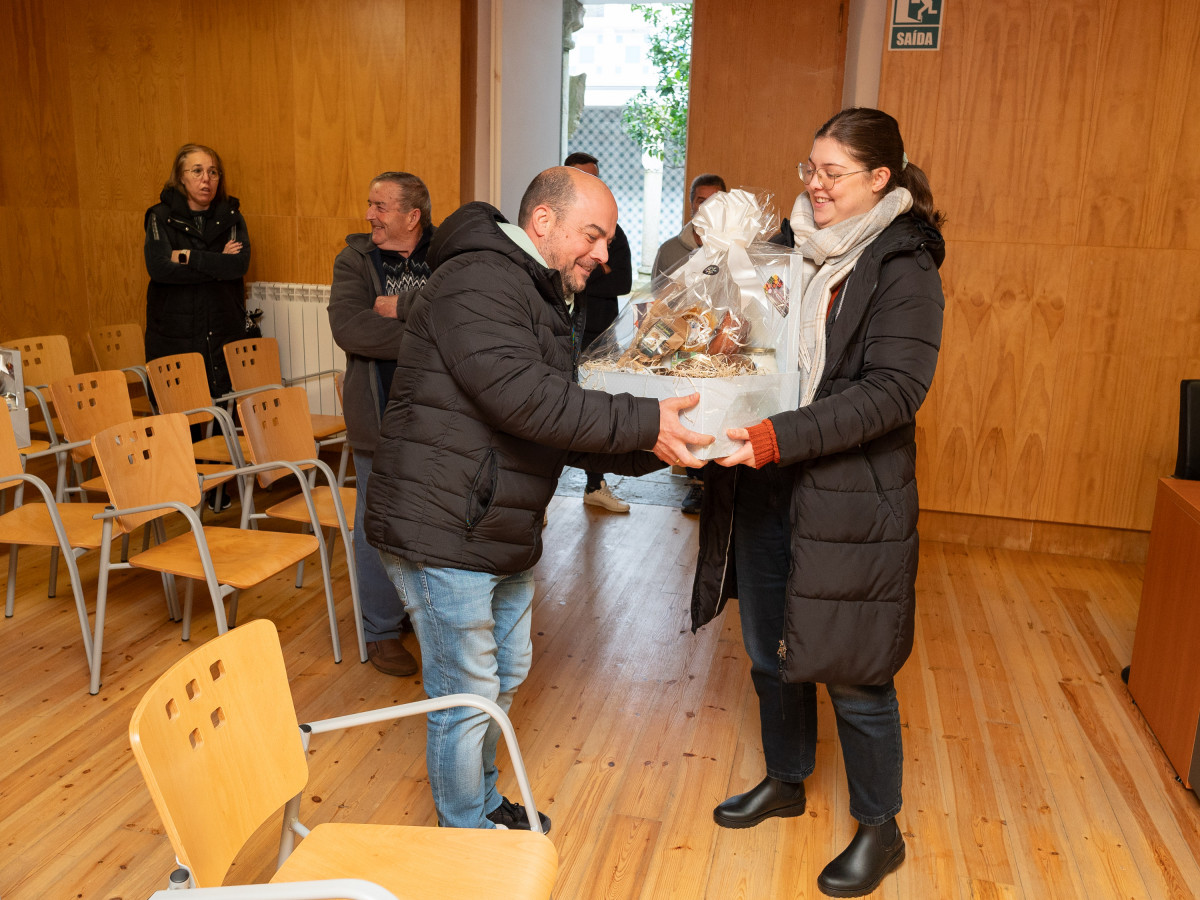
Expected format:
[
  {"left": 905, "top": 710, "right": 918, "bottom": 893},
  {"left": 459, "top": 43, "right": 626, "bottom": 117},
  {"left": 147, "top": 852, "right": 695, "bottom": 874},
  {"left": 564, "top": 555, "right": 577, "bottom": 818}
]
[
  {"left": 690, "top": 213, "right": 945, "bottom": 685},
  {"left": 365, "top": 202, "right": 662, "bottom": 574},
  {"left": 143, "top": 187, "right": 250, "bottom": 396}
]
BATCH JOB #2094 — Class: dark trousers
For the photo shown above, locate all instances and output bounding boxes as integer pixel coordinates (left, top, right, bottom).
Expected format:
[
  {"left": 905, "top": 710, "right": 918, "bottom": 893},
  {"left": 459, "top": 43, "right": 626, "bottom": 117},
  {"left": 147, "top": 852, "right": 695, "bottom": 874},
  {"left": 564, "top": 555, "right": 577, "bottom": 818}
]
[{"left": 732, "top": 465, "right": 903, "bottom": 825}]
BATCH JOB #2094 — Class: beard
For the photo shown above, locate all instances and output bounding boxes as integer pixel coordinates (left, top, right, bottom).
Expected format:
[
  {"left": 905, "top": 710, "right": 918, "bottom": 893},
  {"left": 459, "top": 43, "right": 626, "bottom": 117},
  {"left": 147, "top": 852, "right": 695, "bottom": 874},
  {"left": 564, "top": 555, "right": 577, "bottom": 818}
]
[
  {"left": 559, "top": 260, "right": 592, "bottom": 294},
  {"left": 542, "top": 229, "right": 593, "bottom": 293}
]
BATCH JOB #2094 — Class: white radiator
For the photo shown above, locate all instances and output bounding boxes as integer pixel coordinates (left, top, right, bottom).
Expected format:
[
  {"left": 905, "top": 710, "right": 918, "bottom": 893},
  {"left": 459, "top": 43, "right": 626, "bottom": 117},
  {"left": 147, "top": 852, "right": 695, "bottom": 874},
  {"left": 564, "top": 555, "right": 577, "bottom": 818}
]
[{"left": 248, "top": 282, "right": 344, "bottom": 416}]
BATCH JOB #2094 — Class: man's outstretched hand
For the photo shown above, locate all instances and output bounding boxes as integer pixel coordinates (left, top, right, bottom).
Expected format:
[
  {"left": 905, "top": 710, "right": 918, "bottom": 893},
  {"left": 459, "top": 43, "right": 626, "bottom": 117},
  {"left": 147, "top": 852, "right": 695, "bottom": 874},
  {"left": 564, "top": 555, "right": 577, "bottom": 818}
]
[{"left": 653, "top": 393, "right": 714, "bottom": 468}]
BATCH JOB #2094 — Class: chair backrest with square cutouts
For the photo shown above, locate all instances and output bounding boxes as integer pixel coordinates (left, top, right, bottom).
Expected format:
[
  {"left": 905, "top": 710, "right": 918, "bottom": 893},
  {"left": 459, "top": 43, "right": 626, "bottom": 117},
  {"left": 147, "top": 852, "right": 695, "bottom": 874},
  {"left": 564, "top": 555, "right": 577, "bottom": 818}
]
[
  {"left": 49, "top": 370, "right": 135, "bottom": 464},
  {"left": 2, "top": 334, "right": 74, "bottom": 388},
  {"left": 129, "top": 619, "right": 308, "bottom": 888},
  {"left": 90, "top": 413, "right": 202, "bottom": 533},
  {"left": 88, "top": 324, "right": 146, "bottom": 379},
  {"left": 145, "top": 353, "right": 216, "bottom": 426},
  {"left": 223, "top": 337, "right": 284, "bottom": 393},
  {"left": 238, "top": 387, "right": 320, "bottom": 489}
]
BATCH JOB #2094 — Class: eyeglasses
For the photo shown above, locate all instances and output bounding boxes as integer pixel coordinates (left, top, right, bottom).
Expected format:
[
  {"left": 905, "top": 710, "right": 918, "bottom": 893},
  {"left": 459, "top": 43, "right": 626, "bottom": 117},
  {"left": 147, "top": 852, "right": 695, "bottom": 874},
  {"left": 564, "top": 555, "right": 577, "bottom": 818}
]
[
  {"left": 184, "top": 166, "right": 221, "bottom": 180},
  {"left": 798, "top": 162, "right": 868, "bottom": 188}
]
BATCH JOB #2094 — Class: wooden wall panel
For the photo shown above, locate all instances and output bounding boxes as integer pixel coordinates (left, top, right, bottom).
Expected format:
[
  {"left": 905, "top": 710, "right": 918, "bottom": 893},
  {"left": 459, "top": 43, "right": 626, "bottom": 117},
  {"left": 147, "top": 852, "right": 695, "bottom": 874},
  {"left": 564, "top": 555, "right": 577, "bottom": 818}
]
[
  {"left": 295, "top": 217, "right": 365, "bottom": 285},
  {"left": 84, "top": 213, "right": 151, "bottom": 342},
  {"left": 687, "top": 0, "right": 846, "bottom": 225},
  {"left": 885, "top": 0, "right": 1102, "bottom": 247},
  {"left": 0, "top": 1, "right": 80, "bottom": 209},
  {"left": 917, "top": 241, "right": 1072, "bottom": 521},
  {"left": 290, "top": 0, "right": 355, "bottom": 220},
  {"left": 404, "top": 0, "right": 463, "bottom": 215},
  {"left": 1077, "top": 1, "right": 1200, "bottom": 250},
  {"left": 343, "top": 1, "right": 414, "bottom": 207},
  {"left": 65, "top": 1, "right": 188, "bottom": 214},
  {"left": 193, "top": 1, "right": 300, "bottom": 220},
  {"left": 1039, "top": 247, "right": 1200, "bottom": 528},
  {"left": 2, "top": 0, "right": 465, "bottom": 363},
  {"left": 0, "top": 208, "right": 87, "bottom": 367},
  {"left": 884, "top": 0, "right": 1200, "bottom": 533},
  {"left": 244, "top": 215, "right": 299, "bottom": 287}
]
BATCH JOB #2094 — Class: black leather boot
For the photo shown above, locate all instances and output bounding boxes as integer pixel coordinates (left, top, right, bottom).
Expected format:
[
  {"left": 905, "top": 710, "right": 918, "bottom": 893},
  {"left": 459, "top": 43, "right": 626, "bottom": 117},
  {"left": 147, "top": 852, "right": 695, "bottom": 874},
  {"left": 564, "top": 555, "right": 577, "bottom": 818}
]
[
  {"left": 713, "top": 776, "right": 806, "bottom": 828},
  {"left": 817, "top": 818, "right": 905, "bottom": 897}
]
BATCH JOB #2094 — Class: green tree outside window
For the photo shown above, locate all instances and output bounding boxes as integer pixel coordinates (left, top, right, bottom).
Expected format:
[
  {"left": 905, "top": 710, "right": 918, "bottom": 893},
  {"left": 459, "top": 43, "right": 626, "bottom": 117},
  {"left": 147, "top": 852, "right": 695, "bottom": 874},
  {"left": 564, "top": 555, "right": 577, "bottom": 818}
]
[{"left": 621, "top": 3, "right": 692, "bottom": 167}]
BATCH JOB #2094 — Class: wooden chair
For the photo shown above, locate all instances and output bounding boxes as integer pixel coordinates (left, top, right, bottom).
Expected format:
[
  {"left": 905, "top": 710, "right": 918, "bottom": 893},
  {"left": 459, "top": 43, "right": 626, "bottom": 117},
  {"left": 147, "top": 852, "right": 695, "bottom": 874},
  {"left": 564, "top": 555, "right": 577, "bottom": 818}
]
[
  {"left": 129, "top": 619, "right": 557, "bottom": 897},
  {"left": 2, "top": 334, "right": 73, "bottom": 444},
  {"left": 224, "top": 337, "right": 350, "bottom": 484},
  {"left": 88, "top": 413, "right": 340, "bottom": 695},
  {"left": 87, "top": 323, "right": 155, "bottom": 415},
  {"left": 237, "top": 386, "right": 366, "bottom": 662},
  {"left": 47, "top": 369, "right": 128, "bottom": 498},
  {"left": 0, "top": 408, "right": 107, "bottom": 686}
]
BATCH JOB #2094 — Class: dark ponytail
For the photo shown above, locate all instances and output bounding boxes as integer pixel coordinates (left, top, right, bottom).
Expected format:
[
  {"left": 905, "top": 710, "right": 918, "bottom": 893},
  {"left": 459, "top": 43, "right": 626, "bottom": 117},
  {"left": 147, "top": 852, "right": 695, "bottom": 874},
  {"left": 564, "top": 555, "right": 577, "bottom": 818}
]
[{"left": 815, "top": 108, "right": 945, "bottom": 231}]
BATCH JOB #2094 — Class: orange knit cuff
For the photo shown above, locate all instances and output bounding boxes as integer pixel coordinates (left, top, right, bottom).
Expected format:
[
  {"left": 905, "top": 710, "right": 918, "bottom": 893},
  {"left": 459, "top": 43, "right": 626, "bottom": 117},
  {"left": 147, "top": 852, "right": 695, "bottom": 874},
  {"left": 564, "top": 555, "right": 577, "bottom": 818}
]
[{"left": 745, "top": 419, "right": 780, "bottom": 467}]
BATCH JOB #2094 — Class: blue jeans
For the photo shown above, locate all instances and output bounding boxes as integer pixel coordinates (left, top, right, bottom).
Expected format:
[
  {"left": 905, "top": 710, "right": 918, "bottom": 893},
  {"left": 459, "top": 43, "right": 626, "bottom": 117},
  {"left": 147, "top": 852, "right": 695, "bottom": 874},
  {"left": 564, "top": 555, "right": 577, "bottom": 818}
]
[
  {"left": 379, "top": 552, "right": 534, "bottom": 829},
  {"left": 733, "top": 465, "right": 903, "bottom": 826},
  {"left": 353, "top": 450, "right": 407, "bottom": 641}
]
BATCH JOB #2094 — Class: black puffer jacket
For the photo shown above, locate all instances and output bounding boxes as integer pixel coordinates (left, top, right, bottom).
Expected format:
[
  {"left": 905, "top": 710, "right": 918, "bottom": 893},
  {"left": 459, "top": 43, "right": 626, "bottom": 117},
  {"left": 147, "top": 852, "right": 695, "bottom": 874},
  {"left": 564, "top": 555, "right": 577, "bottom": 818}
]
[
  {"left": 691, "top": 213, "right": 945, "bottom": 685},
  {"left": 365, "top": 202, "right": 662, "bottom": 574},
  {"left": 144, "top": 187, "right": 250, "bottom": 396}
]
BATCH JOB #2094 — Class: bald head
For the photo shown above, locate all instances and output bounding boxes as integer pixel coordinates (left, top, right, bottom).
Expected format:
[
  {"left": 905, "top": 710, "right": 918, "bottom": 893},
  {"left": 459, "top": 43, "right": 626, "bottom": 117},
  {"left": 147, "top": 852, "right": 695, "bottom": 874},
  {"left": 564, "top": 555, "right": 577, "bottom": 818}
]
[{"left": 519, "top": 166, "right": 617, "bottom": 293}]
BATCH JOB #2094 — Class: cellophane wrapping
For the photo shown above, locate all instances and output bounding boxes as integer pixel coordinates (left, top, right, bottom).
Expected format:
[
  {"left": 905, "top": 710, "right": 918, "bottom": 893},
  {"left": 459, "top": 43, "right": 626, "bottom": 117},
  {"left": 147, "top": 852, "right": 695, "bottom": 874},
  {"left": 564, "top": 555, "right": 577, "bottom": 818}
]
[{"left": 580, "top": 189, "right": 819, "bottom": 459}]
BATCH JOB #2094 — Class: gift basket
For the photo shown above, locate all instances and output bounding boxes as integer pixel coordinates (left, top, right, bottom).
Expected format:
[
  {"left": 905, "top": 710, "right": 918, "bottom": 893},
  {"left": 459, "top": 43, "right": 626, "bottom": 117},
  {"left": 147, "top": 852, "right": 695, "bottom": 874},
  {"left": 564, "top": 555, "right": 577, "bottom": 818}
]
[{"left": 580, "top": 189, "right": 822, "bottom": 459}]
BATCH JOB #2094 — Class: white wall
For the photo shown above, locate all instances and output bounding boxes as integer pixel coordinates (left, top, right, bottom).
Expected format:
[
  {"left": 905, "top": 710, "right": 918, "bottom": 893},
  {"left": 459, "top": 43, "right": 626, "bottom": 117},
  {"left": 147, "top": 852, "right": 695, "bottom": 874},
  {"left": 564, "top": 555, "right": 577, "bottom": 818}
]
[
  {"left": 842, "top": 0, "right": 887, "bottom": 109},
  {"left": 494, "top": 0, "right": 566, "bottom": 221}
]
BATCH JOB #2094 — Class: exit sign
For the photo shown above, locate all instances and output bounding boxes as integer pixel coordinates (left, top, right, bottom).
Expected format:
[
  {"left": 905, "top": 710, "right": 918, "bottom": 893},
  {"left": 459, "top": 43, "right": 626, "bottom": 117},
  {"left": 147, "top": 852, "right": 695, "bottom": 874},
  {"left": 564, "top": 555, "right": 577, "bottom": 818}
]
[{"left": 889, "top": 0, "right": 943, "bottom": 51}]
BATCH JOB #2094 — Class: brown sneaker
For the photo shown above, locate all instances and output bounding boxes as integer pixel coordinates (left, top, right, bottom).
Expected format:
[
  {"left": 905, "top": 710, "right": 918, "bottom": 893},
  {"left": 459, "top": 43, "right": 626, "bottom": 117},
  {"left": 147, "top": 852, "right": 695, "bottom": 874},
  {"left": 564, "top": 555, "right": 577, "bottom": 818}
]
[{"left": 366, "top": 638, "right": 418, "bottom": 676}]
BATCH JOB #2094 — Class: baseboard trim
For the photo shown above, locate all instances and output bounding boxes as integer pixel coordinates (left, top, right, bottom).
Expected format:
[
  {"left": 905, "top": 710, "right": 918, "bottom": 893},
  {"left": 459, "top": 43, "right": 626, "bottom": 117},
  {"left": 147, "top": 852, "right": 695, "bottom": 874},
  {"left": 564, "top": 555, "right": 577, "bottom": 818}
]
[{"left": 918, "top": 509, "right": 1149, "bottom": 564}]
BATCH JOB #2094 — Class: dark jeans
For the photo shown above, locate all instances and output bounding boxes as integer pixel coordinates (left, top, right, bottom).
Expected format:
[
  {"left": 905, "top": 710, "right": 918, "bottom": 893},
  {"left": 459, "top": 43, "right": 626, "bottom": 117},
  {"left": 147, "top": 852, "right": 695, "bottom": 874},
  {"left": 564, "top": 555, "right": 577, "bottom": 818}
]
[
  {"left": 733, "top": 465, "right": 903, "bottom": 825},
  {"left": 353, "top": 450, "right": 408, "bottom": 641}
]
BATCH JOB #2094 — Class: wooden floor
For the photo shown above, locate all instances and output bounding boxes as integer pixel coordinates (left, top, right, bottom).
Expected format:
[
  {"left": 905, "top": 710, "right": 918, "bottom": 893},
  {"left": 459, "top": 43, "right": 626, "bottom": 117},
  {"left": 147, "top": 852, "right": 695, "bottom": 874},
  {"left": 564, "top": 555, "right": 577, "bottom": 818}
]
[{"left": 1, "top": 490, "right": 1198, "bottom": 899}]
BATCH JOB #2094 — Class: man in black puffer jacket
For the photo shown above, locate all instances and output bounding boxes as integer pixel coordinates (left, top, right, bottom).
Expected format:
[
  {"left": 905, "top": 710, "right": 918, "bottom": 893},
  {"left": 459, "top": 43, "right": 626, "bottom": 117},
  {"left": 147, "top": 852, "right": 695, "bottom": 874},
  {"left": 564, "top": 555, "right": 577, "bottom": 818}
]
[{"left": 365, "top": 166, "right": 711, "bottom": 831}]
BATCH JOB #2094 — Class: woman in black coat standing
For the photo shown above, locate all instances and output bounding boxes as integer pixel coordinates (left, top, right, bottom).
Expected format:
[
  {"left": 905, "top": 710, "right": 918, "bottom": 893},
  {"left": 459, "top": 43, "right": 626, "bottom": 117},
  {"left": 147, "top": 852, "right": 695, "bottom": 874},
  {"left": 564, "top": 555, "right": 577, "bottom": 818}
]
[
  {"left": 144, "top": 143, "right": 251, "bottom": 397},
  {"left": 691, "top": 108, "right": 946, "bottom": 898}
]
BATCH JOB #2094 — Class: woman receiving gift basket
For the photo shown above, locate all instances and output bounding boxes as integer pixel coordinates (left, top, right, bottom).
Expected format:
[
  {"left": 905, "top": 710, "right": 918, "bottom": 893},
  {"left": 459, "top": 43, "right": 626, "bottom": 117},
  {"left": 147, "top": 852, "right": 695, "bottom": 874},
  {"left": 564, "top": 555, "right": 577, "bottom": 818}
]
[{"left": 691, "top": 108, "right": 946, "bottom": 897}]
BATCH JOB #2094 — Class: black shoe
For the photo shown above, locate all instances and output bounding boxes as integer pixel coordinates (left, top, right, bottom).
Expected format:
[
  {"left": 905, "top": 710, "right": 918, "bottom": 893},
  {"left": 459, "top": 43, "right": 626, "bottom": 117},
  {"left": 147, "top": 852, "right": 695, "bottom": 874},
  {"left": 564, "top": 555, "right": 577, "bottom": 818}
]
[
  {"left": 817, "top": 818, "right": 905, "bottom": 897},
  {"left": 680, "top": 482, "right": 703, "bottom": 515},
  {"left": 486, "top": 796, "right": 551, "bottom": 834},
  {"left": 713, "top": 776, "right": 806, "bottom": 829},
  {"left": 206, "top": 490, "right": 232, "bottom": 512}
]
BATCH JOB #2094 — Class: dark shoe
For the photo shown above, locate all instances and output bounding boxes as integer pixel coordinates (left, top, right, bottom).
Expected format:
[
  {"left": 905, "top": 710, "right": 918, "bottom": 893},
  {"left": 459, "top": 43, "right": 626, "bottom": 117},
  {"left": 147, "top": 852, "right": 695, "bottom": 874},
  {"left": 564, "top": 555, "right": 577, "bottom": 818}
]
[
  {"left": 817, "top": 818, "right": 905, "bottom": 897},
  {"left": 366, "top": 638, "right": 418, "bottom": 676},
  {"left": 713, "top": 776, "right": 806, "bottom": 829},
  {"left": 680, "top": 482, "right": 703, "bottom": 515},
  {"left": 486, "top": 796, "right": 551, "bottom": 833},
  {"left": 206, "top": 489, "right": 232, "bottom": 512}
]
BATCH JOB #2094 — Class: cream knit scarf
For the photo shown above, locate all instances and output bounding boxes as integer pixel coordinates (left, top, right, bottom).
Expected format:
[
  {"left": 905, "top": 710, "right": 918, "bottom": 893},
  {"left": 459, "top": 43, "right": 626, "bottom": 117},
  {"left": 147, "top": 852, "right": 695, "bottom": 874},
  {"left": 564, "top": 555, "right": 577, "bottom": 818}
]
[{"left": 789, "top": 187, "right": 912, "bottom": 405}]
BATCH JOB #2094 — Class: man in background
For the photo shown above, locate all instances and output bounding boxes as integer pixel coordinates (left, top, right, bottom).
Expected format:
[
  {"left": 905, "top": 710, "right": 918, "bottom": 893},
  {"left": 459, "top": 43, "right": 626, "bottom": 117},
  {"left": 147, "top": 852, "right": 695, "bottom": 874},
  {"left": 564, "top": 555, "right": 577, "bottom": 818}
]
[
  {"left": 564, "top": 151, "right": 634, "bottom": 513},
  {"left": 328, "top": 171, "right": 435, "bottom": 676},
  {"left": 653, "top": 172, "right": 727, "bottom": 515}
]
